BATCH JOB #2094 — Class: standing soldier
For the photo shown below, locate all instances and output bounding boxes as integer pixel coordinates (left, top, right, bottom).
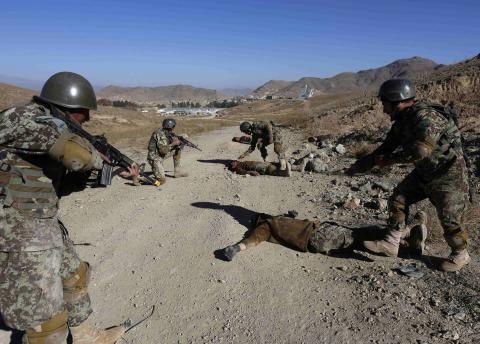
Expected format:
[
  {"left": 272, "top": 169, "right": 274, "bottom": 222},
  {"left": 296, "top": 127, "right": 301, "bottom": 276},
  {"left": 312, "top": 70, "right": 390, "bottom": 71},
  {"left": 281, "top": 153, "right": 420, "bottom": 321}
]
[
  {"left": 0, "top": 72, "right": 136, "bottom": 343},
  {"left": 237, "top": 121, "right": 287, "bottom": 170},
  {"left": 346, "top": 79, "right": 471, "bottom": 272},
  {"left": 147, "top": 118, "right": 188, "bottom": 185}
]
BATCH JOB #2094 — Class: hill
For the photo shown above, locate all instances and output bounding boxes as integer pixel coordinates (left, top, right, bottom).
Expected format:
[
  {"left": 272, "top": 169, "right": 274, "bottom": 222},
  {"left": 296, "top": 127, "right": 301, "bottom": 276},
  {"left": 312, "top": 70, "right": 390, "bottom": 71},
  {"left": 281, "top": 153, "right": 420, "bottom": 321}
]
[
  {"left": 0, "top": 83, "right": 36, "bottom": 110},
  {"left": 254, "top": 56, "right": 437, "bottom": 98},
  {"left": 97, "top": 84, "right": 225, "bottom": 104},
  {"left": 251, "top": 80, "right": 295, "bottom": 98}
]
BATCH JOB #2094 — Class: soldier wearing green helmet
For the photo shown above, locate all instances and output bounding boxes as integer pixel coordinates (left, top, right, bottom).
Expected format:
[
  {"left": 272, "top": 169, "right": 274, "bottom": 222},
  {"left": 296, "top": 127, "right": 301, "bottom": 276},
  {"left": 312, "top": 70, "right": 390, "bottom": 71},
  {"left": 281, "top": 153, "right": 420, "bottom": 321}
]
[
  {"left": 346, "top": 78, "right": 471, "bottom": 272},
  {"left": 0, "top": 72, "right": 136, "bottom": 343}
]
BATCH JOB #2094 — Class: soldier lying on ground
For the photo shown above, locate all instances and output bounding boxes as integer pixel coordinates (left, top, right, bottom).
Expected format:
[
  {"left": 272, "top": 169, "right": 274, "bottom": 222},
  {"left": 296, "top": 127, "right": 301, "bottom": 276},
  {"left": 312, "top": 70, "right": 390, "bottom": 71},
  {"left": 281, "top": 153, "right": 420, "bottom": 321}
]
[
  {"left": 218, "top": 211, "right": 428, "bottom": 261},
  {"left": 229, "top": 160, "right": 305, "bottom": 177}
]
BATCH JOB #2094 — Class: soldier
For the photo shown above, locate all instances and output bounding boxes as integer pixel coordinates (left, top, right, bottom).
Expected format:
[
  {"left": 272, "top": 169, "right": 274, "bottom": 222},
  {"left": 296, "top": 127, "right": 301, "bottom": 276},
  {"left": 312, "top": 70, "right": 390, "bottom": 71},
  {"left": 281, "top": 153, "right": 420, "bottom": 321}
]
[
  {"left": 237, "top": 121, "right": 287, "bottom": 170},
  {"left": 147, "top": 118, "right": 188, "bottom": 185},
  {"left": 229, "top": 160, "right": 297, "bottom": 177},
  {"left": 346, "top": 79, "right": 471, "bottom": 272},
  {"left": 219, "top": 211, "right": 427, "bottom": 261},
  {"left": 0, "top": 72, "right": 137, "bottom": 343}
]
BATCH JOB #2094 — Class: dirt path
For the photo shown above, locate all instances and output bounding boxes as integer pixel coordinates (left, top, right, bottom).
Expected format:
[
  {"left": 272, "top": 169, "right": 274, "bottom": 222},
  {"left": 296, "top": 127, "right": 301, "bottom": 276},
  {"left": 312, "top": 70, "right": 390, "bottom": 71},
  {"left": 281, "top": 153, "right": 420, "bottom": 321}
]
[{"left": 1, "top": 126, "right": 479, "bottom": 344}]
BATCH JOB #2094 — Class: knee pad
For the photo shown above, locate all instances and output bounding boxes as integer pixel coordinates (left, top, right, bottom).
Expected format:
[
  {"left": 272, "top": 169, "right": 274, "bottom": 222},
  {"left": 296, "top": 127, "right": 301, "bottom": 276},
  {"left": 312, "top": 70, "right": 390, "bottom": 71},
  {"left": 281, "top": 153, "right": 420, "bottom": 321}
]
[
  {"left": 63, "top": 261, "right": 90, "bottom": 302},
  {"left": 25, "top": 310, "right": 68, "bottom": 344}
]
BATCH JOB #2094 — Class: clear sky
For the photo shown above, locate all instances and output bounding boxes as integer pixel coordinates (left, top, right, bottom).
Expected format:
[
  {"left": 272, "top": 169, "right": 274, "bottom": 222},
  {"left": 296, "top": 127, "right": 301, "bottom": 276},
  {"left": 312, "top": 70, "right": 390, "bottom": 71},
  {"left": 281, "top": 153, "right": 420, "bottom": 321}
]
[{"left": 1, "top": 0, "right": 479, "bottom": 89}]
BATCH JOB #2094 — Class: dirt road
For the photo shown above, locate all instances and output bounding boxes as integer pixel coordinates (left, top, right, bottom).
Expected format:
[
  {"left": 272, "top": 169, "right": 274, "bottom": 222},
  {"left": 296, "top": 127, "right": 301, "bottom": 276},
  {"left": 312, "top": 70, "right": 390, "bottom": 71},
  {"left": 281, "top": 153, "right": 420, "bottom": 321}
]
[{"left": 1, "top": 126, "right": 478, "bottom": 344}]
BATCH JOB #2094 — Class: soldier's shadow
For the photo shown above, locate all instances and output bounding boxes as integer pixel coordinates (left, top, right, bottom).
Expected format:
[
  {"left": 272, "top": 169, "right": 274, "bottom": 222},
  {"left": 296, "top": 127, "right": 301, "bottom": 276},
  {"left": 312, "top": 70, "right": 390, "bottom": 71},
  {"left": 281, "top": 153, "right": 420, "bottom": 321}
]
[
  {"left": 191, "top": 202, "right": 257, "bottom": 229},
  {"left": 0, "top": 318, "right": 23, "bottom": 344}
]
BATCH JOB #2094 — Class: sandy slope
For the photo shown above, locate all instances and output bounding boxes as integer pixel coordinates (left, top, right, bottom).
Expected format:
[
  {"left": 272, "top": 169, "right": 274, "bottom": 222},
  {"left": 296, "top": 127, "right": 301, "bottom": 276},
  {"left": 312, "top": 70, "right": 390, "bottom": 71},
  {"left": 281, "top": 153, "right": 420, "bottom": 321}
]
[{"left": 1, "top": 126, "right": 479, "bottom": 344}]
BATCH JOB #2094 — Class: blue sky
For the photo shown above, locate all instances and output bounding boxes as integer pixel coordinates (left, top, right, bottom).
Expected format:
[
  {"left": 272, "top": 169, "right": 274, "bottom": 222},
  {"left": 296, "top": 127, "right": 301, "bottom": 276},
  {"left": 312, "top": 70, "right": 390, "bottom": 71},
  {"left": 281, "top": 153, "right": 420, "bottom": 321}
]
[{"left": 0, "top": 0, "right": 479, "bottom": 89}]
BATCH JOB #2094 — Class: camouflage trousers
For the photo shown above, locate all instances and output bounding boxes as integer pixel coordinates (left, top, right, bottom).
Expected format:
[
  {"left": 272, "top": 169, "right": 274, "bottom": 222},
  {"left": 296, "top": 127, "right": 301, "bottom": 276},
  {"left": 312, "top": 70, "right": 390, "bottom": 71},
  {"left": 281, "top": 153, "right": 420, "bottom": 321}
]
[
  {"left": 259, "top": 128, "right": 285, "bottom": 161},
  {"left": 148, "top": 148, "right": 181, "bottom": 180},
  {"left": 240, "top": 217, "right": 354, "bottom": 254},
  {"left": 0, "top": 227, "right": 92, "bottom": 330},
  {"left": 389, "top": 159, "right": 470, "bottom": 250}
]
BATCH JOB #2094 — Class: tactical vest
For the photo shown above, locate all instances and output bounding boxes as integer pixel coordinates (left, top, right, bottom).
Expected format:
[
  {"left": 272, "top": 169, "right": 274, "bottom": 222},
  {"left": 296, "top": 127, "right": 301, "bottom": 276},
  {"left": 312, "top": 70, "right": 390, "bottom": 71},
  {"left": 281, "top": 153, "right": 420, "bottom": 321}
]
[
  {"left": 0, "top": 152, "right": 58, "bottom": 219},
  {"left": 410, "top": 102, "right": 464, "bottom": 179}
]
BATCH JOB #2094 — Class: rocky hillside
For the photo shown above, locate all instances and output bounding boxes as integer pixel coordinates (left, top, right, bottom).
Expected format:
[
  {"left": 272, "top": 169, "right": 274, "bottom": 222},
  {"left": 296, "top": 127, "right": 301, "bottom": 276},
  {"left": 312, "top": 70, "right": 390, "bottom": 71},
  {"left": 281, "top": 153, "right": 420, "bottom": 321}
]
[
  {"left": 254, "top": 57, "right": 438, "bottom": 98},
  {"left": 251, "top": 80, "right": 295, "bottom": 98},
  {"left": 97, "top": 85, "right": 225, "bottom": 104},
  {"left": 0, "top": 83, "right": 36, "bottom": 110}
]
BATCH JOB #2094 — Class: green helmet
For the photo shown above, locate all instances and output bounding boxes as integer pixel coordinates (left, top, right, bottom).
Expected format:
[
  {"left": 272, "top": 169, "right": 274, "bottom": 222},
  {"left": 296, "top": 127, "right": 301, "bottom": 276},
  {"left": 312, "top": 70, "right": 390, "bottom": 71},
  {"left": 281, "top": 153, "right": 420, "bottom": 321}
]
[
  {"left": 378, "top": 79, "right": 416, "bottom": 102},
  {"left": 240, "top": 121, "right": 252, "bottom": 133},
  {"left": 162, "top": 118, "right": 176, "bottom": 129},
  {"left": 39, "top": 72, "right": 97, "bottom": 110}
]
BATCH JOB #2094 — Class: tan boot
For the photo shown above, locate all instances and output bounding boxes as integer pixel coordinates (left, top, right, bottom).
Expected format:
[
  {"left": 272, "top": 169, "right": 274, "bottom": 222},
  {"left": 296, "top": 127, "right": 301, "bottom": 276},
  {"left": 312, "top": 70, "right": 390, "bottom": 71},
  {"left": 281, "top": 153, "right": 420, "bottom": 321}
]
[
  {"left": 405, "top": 211, "right": 428, "bottom": 256},
  {"left": 363, "top": 228, "right": 402, "bottom": 257},
  {"left": 440, "top": 249, "right": 471, "bottom": 272},
  {"left": 279, "top": 159, "right": 287, "bottom": 171},
  {"left": 70, "top": 320, "right": 125, "bottom": 344},
  {"left": 174, "top": 168, "right": 189, "bottom": 178}
]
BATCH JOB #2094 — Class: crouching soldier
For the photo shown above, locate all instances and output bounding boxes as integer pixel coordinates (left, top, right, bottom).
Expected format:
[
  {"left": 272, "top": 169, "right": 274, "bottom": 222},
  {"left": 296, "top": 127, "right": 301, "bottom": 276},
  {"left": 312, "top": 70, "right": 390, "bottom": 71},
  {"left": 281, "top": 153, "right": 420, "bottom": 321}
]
[
  {"left": 237, "top": 121, "right": 287, "bottom": 170},
  {"left": 0, "top": 72, "right": 135, "bottom": 343},
  {"left": 219, "top": 211, "right": 428, "bottom": 261},
  {"left": 346, "top": 79, "right": 471, "bottom": 272},
  {"left": 147, "top": 118, "right": 188, "bottom": 185}
]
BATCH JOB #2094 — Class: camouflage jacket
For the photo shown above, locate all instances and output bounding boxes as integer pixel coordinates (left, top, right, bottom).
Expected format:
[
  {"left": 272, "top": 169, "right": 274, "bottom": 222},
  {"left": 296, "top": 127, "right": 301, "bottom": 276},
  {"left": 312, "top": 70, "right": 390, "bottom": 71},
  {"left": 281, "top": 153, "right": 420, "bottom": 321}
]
[
  {"left": 246, "top": 121, "right": 274, "bottom": 153},
  {"left": 147, "top": 128, "right": 173, "bottom": 160},
  {"left": 360, "top": 101, "right": 465, "bottom": 181},
  {"left": 0, "top": 102, "right": 92, "bottom": 251}
]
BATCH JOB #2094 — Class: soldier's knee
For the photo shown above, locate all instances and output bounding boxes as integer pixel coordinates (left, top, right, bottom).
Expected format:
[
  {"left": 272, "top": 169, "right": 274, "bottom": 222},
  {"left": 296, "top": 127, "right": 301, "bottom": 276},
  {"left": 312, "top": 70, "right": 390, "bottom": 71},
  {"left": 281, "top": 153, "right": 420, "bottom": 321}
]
[
  {"left": 25, "top": 309, "right": 68, "bottom": 344},
  {"left": 388, "top": 194, "right": 407, "bottom": 223},
  {"left": 62, "top": 261, "right": 90, "bottom": 303}
]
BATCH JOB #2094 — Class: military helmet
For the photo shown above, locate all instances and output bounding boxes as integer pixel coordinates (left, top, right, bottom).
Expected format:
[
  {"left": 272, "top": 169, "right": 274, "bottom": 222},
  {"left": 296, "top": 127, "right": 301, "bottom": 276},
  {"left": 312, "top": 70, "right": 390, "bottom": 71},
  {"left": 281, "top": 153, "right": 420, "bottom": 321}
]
[
  {"left": 162, "top": 118, "right": 176, "bottom": 129},
  {"left": 39, "top": 72, "right": 97, "bottom": 110},
  {"left": 240, "top": 121, "right": 252, "bottom": 133},
  {"left": 378, "top": 79, "right": 416, "bottom": 102}
]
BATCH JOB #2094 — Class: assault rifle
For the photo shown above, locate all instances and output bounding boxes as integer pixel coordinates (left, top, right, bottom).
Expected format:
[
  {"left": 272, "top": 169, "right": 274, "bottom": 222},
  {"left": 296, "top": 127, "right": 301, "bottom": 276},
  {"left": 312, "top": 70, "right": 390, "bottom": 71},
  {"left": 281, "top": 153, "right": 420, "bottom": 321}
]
[
  {"left": 43, "top": 101, "right": 161, "bottom": 187},
  {"left": 166, "top": 132, "right": 202, "bottom": 151}
]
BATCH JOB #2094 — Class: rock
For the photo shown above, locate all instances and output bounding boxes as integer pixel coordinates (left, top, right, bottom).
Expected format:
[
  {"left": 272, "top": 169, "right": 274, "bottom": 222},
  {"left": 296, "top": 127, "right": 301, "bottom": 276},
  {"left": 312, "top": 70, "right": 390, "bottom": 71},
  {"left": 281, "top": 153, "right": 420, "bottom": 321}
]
[
  {"left": 359, "top": 181, "right": 373, "bottom": 193},
  {"left": 343, "top": 194, "right": 361, "bottom": 209},
  {"left": 377, "top": 199, "right": 388, "bottom": 211},
  {"left": 373, "top": 181, "right": 394, "bottom": 192},
  {"left": 305, "top": 158, "right": 328, "bottom": 173},
  {"left": 335, "top": 144, "right": 346, "bottom": 154}
]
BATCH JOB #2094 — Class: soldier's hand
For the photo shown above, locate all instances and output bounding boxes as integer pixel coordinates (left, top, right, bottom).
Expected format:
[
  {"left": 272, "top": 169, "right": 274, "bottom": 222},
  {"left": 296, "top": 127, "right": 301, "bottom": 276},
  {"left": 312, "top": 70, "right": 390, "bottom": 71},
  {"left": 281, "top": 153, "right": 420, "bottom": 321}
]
[
  {"left": 248, "top": 171, "right": 261, "bottom": 176},
  {"left": 118, "top": 163, "right": 140, "bottom": 178},
  {"left": 171, "top": 138, "right": 182, "bottom": 147}
]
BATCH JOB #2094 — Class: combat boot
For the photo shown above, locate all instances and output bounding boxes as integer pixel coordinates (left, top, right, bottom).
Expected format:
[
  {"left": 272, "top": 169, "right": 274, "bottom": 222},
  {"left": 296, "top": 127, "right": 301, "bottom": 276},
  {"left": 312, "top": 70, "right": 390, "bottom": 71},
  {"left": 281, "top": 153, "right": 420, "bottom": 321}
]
[
  {"left": 173, "top": 160, "right": 189, "bottom": 178},
  {"left": 132, "top": 175, "right": 141, "bottom": 186},
  {"left": 405, "top": 211, "right": 428, "bottom": 256},
  {"left": 279, "top": 158, "right": 287, "bottom": 171},
  {"left": 70, "top": 320, "right": 125, "bottom": 344},
  {"left": 363, "top": 228, "right": 402, "bottom": 257},
  {"left": 440, "top": 249, "right": 471, "bottom": 272}
]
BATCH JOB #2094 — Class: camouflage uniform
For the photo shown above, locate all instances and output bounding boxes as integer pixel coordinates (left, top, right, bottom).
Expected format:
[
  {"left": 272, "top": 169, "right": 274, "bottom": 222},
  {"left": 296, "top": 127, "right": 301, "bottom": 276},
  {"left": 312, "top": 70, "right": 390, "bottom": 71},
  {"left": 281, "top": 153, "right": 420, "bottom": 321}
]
[
  {"left": 147, "top": 128, "right": 182, "bottom": 180},
  {"left": 350, "top": 101, "right": 470, "bottom": 250},
  {"left": 230, "top": 161, "right": 288, "bottom": 176},
  {"left": 0, "top": 102, "right": 97, "bottom": 331},
  {"left": 241, "top": 121, "right": 285, "bottom": 161}
]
